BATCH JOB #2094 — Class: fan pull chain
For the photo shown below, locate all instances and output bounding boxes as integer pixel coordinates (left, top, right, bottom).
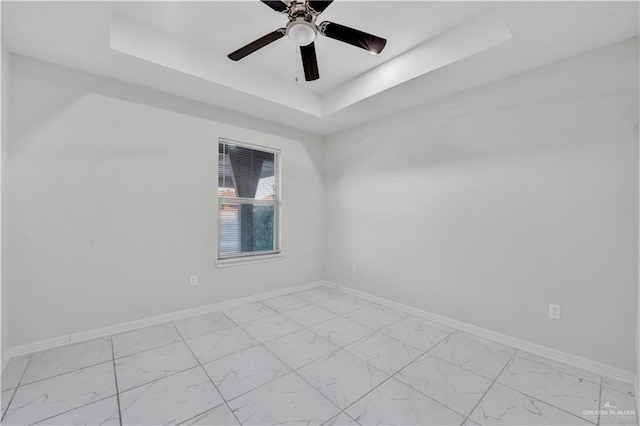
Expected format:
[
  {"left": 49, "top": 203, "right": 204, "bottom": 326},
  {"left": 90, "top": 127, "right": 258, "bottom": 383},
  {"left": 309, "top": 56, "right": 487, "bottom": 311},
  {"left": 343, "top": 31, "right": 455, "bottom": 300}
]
[{"left": 294, "top": 44, "right": 300, "bottom": 82}]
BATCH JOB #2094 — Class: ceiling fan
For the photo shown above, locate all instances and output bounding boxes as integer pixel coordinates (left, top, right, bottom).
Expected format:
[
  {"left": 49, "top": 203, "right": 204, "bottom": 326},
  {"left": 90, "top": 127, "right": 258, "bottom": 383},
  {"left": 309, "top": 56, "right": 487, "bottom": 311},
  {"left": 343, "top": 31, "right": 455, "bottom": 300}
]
[{"left": 227, "top": 0, "right": 387, "bottom": 82}]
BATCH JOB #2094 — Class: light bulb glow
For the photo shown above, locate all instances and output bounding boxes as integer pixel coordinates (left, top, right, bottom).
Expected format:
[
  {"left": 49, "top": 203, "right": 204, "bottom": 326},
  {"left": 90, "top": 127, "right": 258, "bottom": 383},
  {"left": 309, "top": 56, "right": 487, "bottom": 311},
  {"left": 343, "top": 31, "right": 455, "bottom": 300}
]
[{"left": 286, "top": 21, "right": 317, "bottom": 46}]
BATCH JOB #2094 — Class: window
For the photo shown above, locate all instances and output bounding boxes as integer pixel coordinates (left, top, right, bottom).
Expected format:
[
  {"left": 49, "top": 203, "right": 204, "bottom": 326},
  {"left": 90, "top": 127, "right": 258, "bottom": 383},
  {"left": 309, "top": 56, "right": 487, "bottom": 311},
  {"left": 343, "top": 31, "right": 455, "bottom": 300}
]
[{"left": 218, "top": 139, "right": 279, "bottom": 260}]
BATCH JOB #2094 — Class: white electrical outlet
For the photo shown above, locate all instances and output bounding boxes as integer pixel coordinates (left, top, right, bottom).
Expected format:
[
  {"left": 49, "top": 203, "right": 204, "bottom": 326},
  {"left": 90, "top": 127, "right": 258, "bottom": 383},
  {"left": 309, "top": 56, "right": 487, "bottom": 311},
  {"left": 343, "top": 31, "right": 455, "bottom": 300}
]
[
  {"left": 548, "top": 304, "right": 561, "bottom": 320},
  {"left": 352, "top": 263, "right": 357, "bottom": 273},
  {"left": 190, "top": 275, "right": 198, "bottom": 286}
]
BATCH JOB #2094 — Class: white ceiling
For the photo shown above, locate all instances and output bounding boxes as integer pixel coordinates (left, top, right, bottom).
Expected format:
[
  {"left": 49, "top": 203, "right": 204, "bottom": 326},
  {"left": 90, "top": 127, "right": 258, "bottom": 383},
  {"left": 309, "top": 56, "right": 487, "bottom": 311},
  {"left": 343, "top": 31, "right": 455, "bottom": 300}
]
[
  {"left": 112, "top": 1, "right": 491, "bottom": 94},
  {"left": 2, "top": 1, "right": 639, "bottom": 136}
]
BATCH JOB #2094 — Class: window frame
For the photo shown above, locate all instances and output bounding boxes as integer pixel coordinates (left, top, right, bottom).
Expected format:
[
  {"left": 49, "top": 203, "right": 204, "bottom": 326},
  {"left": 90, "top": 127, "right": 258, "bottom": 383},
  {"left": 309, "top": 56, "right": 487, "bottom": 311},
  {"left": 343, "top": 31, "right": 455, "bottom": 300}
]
[{"left": 217, "top": 137, "right": 281, "bottom": 263}]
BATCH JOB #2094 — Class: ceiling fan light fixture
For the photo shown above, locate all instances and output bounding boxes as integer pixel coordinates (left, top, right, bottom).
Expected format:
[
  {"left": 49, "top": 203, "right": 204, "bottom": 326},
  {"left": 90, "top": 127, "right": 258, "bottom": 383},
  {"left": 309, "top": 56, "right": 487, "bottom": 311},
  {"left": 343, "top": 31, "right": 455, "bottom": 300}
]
[
  {"left": 228, "top": 1, "right": 387, "bottom": 81},
  {"left": 286, "top": 20, "right": 317, "bottom": 46}
]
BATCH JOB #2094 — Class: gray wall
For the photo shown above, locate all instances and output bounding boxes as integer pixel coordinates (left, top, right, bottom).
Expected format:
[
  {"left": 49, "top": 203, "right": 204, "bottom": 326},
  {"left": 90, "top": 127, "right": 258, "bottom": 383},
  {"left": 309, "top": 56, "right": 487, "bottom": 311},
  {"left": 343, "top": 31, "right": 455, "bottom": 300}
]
[
  {"left": 4, "top": 38, "right": 638, "bottom": 373},
  {"left": 324, "top": 37, "right": 639, "bottom": 371},
  {"left": 6, "top": 54, "right": 325, "bottom": 347},
  {"left": 1, "top": 43, "right": 9, "bottom": 357}
]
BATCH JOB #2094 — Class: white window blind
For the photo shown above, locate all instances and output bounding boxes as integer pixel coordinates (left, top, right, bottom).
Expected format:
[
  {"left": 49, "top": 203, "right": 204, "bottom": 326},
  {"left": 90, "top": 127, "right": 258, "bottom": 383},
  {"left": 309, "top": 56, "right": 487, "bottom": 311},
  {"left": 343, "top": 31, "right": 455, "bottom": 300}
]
[{"left": 218, "top": 139, "right": 279, "bottom": 259}]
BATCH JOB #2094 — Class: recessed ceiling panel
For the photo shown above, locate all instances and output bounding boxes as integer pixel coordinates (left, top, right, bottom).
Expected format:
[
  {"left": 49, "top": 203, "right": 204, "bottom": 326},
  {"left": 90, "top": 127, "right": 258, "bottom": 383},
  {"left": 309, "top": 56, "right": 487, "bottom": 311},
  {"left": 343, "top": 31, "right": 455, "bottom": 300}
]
[
  {"left": 109, "top": 2, "right": 512, "bottom": 117},
  {"left": 112, "top": 1, "right": 491, "bottom": 93}
]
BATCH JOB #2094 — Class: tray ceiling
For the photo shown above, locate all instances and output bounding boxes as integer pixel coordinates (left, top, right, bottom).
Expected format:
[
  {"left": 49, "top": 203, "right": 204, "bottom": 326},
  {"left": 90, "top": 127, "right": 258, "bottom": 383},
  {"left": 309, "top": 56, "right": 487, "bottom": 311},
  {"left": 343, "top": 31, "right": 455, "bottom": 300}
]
[{"left": 3, "top": 1, "right": 639, "bottom": 135}]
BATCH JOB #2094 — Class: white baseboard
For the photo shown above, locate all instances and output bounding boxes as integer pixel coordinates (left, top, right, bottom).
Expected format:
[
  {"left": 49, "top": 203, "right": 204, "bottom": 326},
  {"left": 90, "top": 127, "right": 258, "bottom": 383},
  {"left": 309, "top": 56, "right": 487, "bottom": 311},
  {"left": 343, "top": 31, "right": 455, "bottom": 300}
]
[
  {"left": 2, "top": 280, "right": 324, "bottom": 365},
  {"left": 4, "top": 279, "right": 635, "bottom": 386},
  {"left": 331, "top": 282, "right": 636, "bottom": 385}
]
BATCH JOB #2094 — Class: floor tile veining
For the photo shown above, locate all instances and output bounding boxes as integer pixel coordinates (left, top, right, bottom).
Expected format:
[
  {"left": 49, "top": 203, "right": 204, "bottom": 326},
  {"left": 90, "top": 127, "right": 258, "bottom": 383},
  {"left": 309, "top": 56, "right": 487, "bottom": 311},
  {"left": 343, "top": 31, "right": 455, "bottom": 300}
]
[{"left": 1, "top": 286, "right": 636, "bottom": 425}]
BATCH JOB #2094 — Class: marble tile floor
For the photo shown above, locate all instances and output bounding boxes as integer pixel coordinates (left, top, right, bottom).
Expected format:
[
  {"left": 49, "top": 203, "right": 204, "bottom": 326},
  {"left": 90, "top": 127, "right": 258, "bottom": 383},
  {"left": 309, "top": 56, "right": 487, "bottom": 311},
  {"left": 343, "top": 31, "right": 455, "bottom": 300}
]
[{"left": 0, "top": 286, "right": 636, "bottom": 425}]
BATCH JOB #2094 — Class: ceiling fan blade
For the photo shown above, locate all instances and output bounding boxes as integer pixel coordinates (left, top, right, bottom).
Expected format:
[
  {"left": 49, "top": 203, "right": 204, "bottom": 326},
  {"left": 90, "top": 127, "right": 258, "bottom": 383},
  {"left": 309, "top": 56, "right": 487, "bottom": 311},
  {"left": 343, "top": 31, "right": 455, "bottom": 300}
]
[
  {"left": 307, "top": 1, "right": 334, "bottom": 14},
  {"left": 319, "top": 21, "right": 387, "bottom": 54},
  {"left": 300, "top": 43, "right": 319, "bottom": 81},
  {"left": 228, "top": 29, "right": 286, "bottom": 61},
  {"left": 260, "top": 0, "right": 288, "bottom": 13}
]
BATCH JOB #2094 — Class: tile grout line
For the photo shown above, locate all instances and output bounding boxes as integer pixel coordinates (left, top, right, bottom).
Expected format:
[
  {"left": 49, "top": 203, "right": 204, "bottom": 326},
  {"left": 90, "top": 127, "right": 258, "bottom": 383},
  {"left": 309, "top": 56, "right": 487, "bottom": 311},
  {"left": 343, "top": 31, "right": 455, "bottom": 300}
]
[
  {"left": 75, "top": 290, "right": 414, "bottom": 409},
  {"left": 393, "top": 346, "right": 489, "bottom": 420},
  {"left": 421, "top": 338, "right": 499, "bottom": 379},
  {"left": 1, "top": 355, "right": 33, "bottom": 422},
  {"left": 13, "top": 343, "right": 134, "bottom": 425},
  {"left": 3, "top": 288, "right": 610, "bottom": 425},
  {"left": 188, "top": 309, "right": 356, "bottom": 409},
  {"left": 460, "top": 349, "right": 518, "bottom": 425},
  {"left": 392, "top": 330, "right": 554, "bottom": 422},
  {"left": 296, "top": 293, "right": 419, "bottom": 344},
  {"left": 114, "top": 365, "right": 199, "bottom": 396},
  {"left": 110, "top": 337, "right": 123, "bottom": 426},
  {"left": 349, "top": 332, "right": 455, "bottom": 411},
  {"left": 9, "top": 344, "right": 125, "bottom": 425},
  {"left": 0, "top": 290, "right": 349, "bottom": 385},
  {"left": 3, "top": 287, "right": 621, "bottom": 386},
  {"left": 188, "top": 315, "right": 295, "bottom": 403},
  {"left": 255, "top": 340, "right": 344, "bottom": 422},
  {"left": 0, "top": 387, "right": 14, "bottom": 419},
  {"left": 495, "top": 381, "right": 601, "bottom": 425},
  {"left": 112, "top": 327, "right": 191, "bottom": 361},
  {"left": 0, "top": 290, "right": 596, "bottom": 426},
  {"left": 114, "top": 339, "right": 191, "bottom": 361},
  {"left": 186, "top": 290, "right": 456, "bottom": 422},
  {"left": 454, "top": 349, "right": 599, "bottom": 426},
  {"left": 260, "top": 293, "right": 368, "bottom": 323},
  {"left": 351, "top": 320, "right": 419, "bottom": 350},
  {"left": 597, "top": 376, "right": 603, "bottom": 426},
  {"left": 231, "top": 294, "right": 367, "bottom": 349},
  {"left": 170, "top": 322, "right": 243, "bottom": 426},
  {"left": 235, "top": 294, "right": 426, "bottom": 377},
  {"left": 425, "top": 331, "right": 516, "bottom": 383},
  {"left": 177, "top": 401, "right": 229, "bottom": 426},
  {"left": 168, "top": 307, "right": 327, "bottom": 383},
  {"left": 8, "top": 359, "right": 115, "bottom": 390},
  {"left": 5, "top": 293, "right": 606, "bottom": 426},
  {"left": 490, "top": 354, "right": 600, "bottom": 425},
  {"left": 339, "top": 331, "right": 457, "bottom": 420},
  {"left": 187, "top": 336, "right": 342, "bottom": 413},
  {"left": 24, "top": 394, "right": 117, "bottom": 425},
  {"left": 440, "top": 335, "right": 604, "bottom": 424},
  {"left": 2, "top": 309, "right": 278, "bottom": 423},
  {"left": 223, "top": 310, "right": 346, "bottom": 424}
]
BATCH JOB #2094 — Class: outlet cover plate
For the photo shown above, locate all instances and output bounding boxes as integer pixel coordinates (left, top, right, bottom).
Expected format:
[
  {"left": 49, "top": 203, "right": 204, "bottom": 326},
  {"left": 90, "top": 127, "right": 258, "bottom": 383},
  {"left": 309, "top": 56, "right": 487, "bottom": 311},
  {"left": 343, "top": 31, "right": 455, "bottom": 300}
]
[{"left": 548, "top": 304, "right": 561, "bottom": 320}]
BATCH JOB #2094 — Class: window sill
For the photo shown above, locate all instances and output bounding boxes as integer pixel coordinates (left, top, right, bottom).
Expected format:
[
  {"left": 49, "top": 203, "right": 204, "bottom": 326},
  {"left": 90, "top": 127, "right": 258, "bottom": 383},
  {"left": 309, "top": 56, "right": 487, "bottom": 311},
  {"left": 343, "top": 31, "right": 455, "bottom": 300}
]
[{"left": 215, "top": 253, "right": 285, "bottom": 268}]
